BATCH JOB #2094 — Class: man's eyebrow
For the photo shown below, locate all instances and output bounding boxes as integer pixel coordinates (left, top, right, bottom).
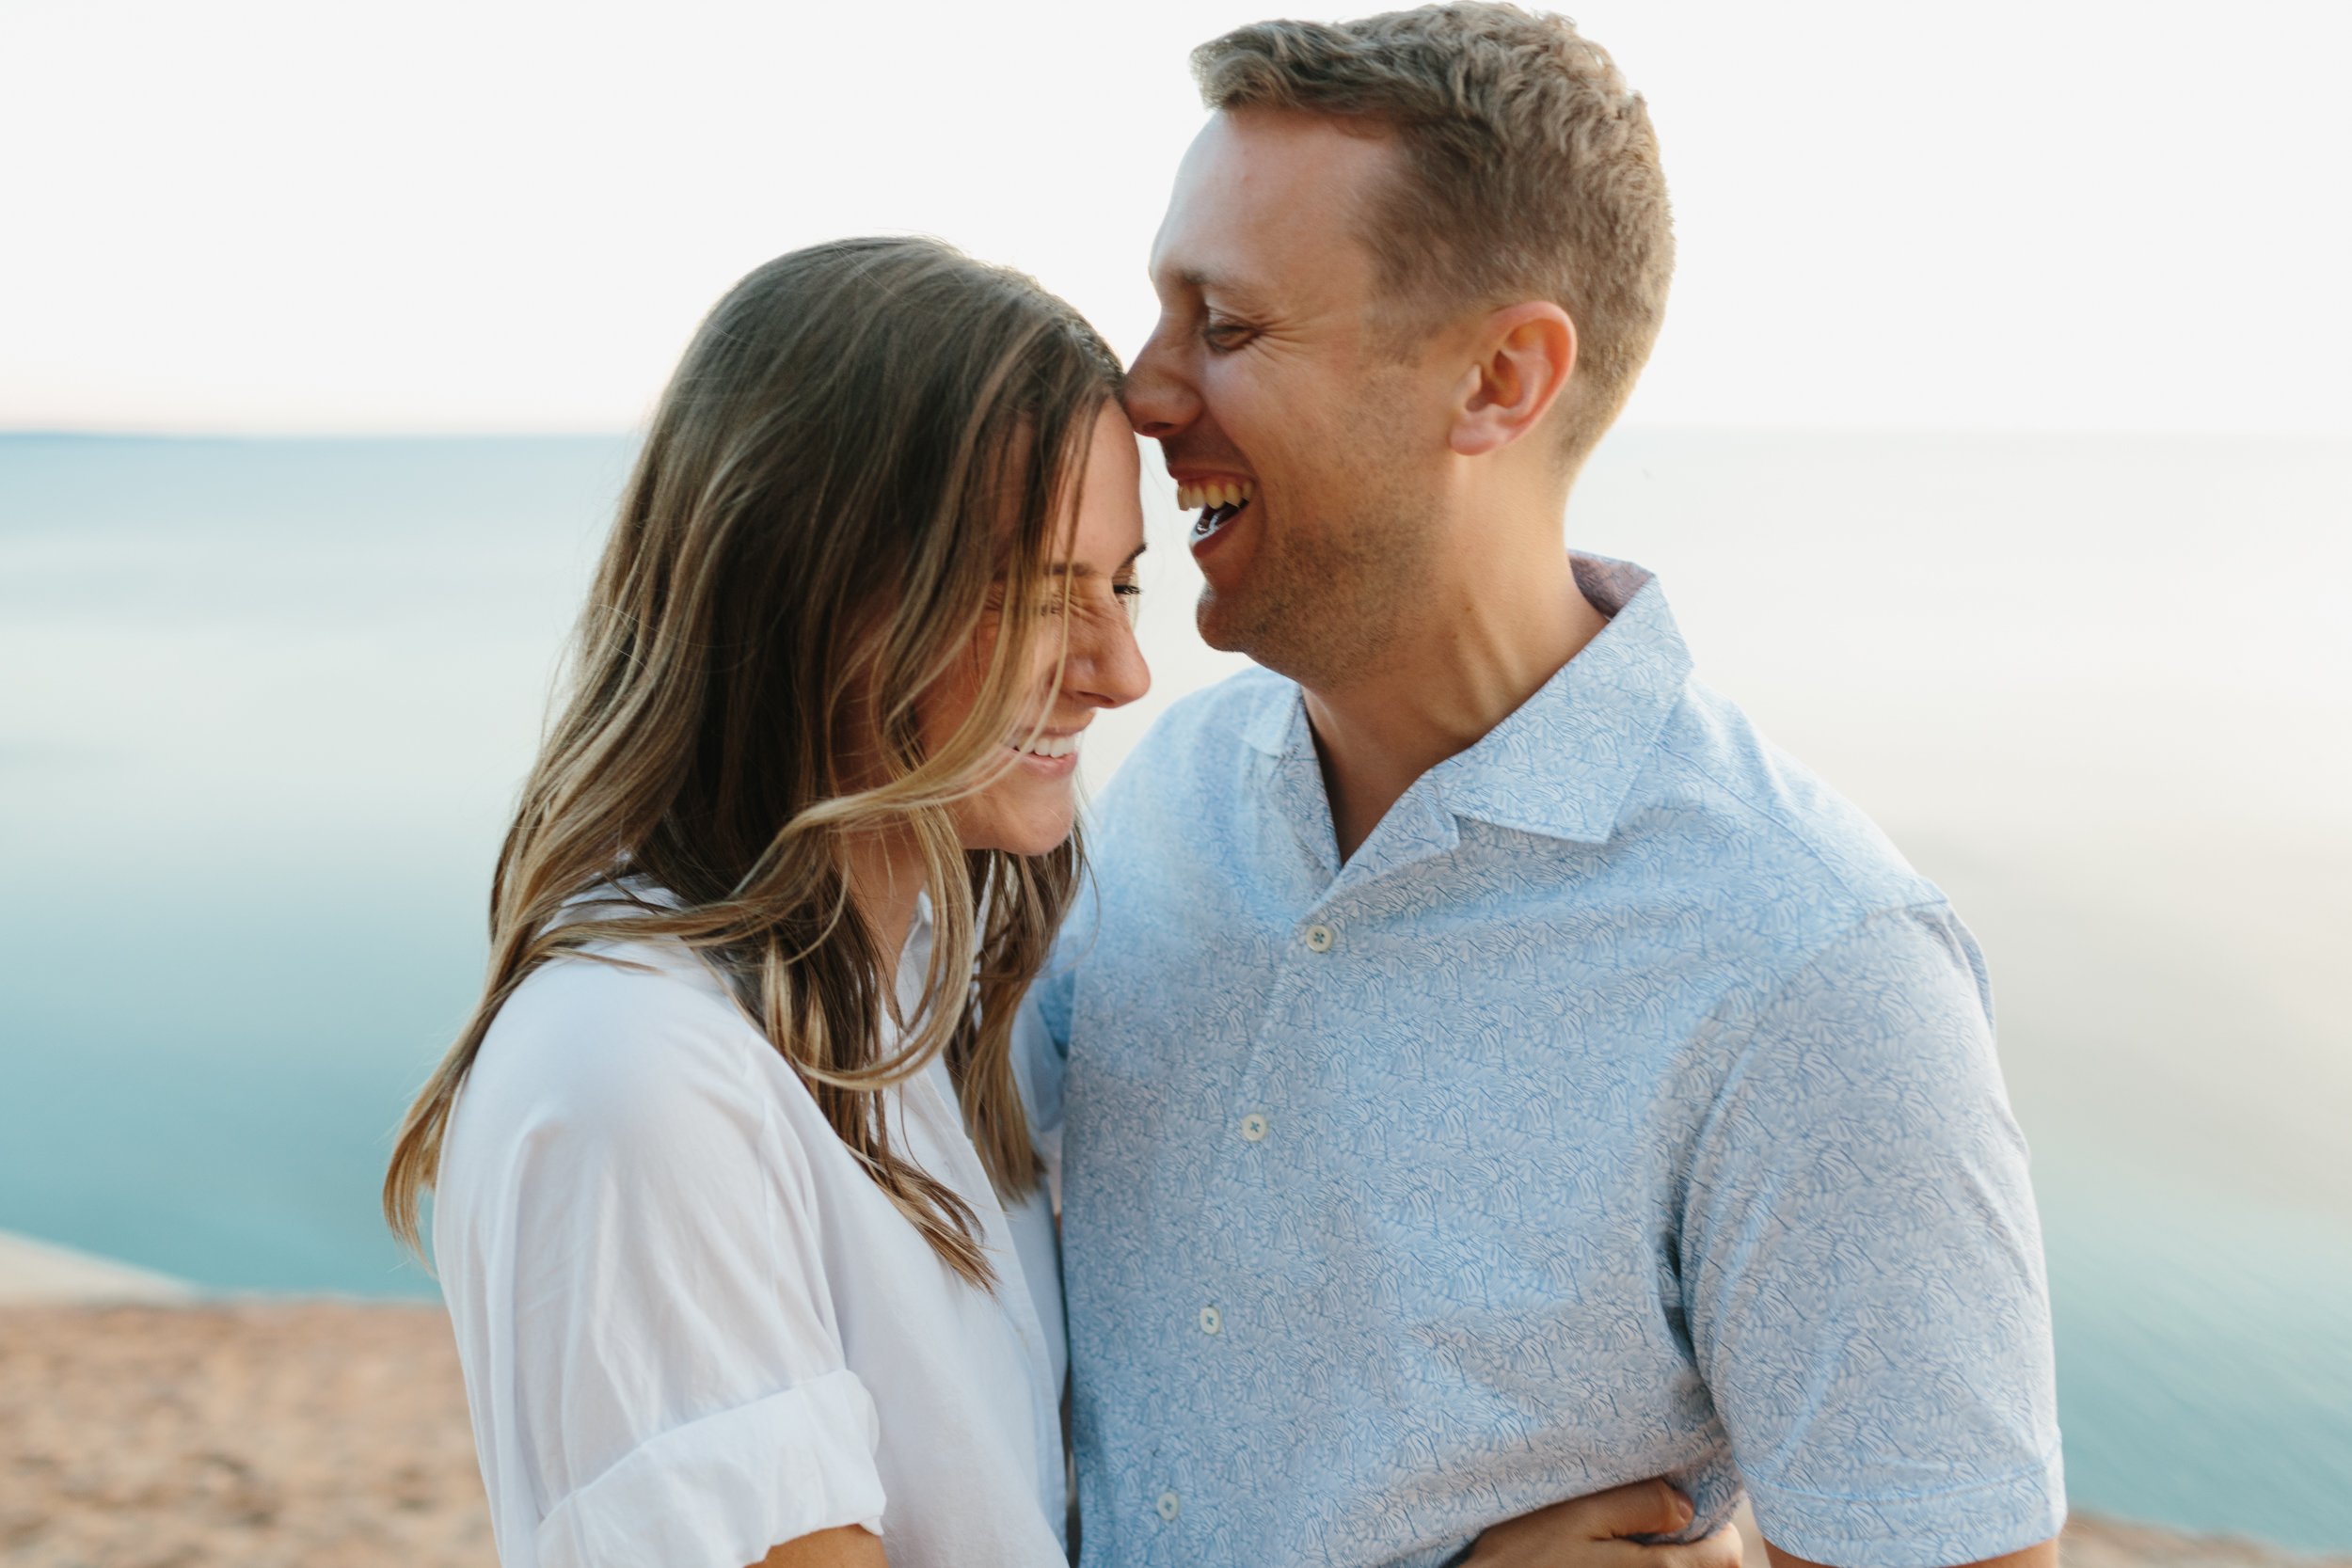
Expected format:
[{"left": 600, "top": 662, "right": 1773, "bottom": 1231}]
[
  {"left": 1159, "top": 265, "right": 1270, "bottom": 310},
  {"left": 1046, "top": 542, "right": 1149, "bottom": 578}
]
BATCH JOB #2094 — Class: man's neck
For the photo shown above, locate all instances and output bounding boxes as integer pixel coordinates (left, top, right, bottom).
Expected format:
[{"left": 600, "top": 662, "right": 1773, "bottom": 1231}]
[{"left": 1302, "top": 542, "right": 1605, "bottom": 863}]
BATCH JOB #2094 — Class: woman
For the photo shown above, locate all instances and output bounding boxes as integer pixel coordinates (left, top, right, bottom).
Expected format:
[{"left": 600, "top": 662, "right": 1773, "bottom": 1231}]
[{"left": 386, "top": 238, "right": 1738, "bottom": 1568}]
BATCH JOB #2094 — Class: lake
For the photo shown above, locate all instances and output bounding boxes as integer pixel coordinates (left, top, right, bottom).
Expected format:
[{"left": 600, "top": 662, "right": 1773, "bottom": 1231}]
[{"left": 2, "top": 429, "right": 2346, "bottom": 1548}]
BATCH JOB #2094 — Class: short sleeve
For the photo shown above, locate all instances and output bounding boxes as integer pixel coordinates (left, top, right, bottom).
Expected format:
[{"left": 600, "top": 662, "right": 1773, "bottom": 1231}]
[
  {"left": 1680, "top": 906, "right": 2065, "bottom": 1567},
  {"left": 436, "top": 959, "right": 887, "bottom": 1568}
]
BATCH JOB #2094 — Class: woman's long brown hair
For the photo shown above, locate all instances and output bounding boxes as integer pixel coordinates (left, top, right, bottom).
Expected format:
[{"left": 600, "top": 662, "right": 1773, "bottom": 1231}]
[{"left": 384, "top": 237, "right": 1121, "bottom": 1288}]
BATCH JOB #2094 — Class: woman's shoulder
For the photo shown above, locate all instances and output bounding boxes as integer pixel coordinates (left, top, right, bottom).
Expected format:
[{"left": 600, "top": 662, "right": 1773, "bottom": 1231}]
[
  {"left": 430, "top": 942, "right": 851, "bottom": 1367},
  {"left": 456, "top": 938, "right": 784, "bottom": 1163}
]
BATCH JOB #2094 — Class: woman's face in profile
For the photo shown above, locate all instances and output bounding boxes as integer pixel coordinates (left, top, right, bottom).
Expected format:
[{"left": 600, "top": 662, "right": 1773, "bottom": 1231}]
[{"left": 927, "top": 404, "right": 1152, "bottom": 857}]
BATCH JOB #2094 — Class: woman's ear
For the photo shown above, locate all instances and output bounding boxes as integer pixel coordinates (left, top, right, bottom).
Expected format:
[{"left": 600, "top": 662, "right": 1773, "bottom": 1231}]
[{"left": 1448, "top": 302, "right": 1578, "bottom": 458}]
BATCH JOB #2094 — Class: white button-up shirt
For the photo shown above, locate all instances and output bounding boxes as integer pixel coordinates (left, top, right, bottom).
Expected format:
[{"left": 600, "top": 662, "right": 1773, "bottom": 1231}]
[{"left": 435, "top": 897, "right": 1068, "bottom": 1568}]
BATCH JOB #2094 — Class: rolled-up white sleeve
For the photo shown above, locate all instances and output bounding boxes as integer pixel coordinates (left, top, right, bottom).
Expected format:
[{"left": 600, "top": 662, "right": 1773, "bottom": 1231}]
[{"left": 435, "top": 960, "right": 887, "bottom": 1568}]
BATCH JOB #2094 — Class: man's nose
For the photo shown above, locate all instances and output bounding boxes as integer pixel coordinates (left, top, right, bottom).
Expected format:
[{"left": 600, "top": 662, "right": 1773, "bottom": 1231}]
[{"left": 1120, "top": 327, "right": 1198, "bottom": 441}]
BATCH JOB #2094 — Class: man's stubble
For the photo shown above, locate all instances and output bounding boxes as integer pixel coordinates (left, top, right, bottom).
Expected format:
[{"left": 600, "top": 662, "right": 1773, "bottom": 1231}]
[{"left": 1195, "top": 389, "right": 1440, "bottom": 696}]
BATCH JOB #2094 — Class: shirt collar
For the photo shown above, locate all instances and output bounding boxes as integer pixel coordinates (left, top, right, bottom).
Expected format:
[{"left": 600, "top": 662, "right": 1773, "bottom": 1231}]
[{"left": 1241, "top": 553, "right": 1691, "bottom": 846}]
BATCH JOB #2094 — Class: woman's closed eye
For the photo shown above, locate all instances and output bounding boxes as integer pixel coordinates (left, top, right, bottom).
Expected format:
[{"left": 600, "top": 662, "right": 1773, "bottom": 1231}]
[{"left": 1029, "top": 579, "right": 1141, "bottom": 622}]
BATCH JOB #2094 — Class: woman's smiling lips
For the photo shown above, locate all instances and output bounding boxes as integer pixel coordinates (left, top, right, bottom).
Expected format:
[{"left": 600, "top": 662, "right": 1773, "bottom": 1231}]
[{"left": 1009, "top": 726, "right": 1085, "bottom": 776}]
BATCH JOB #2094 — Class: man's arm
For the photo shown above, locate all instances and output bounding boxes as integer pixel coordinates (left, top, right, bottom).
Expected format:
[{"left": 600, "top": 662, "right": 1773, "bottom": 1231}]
[
  {"left": 1764, "top": 1538, "right": 2056, "bottom": 1568},
  {"left": 1681, "top": 905, "right": 2066, "bottom": 1567},
  {"left": 1463, "top": 1479, "right": 1745, "bottom": 1568},
  {"left": 1455, "top": 1465, "right": 2060, "bottom": 1568}
]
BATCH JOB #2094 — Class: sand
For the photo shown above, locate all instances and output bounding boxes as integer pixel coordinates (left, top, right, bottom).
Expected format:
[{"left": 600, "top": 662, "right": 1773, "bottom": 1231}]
[
  {"left": 0, "top": 1303, "right": 488, "bottom": 1567},
  {"left": 1, "top": 1298, "right": 2342, "bottom": 1568},
  {"left": 0, "top": 1233, "right": 195, "bottom": 1307}
]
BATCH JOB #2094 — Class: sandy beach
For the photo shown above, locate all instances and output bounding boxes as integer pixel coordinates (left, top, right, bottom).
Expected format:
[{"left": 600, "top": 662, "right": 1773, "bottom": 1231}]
[
  {"left": 0, "top": 1231, "right": 196, "bottom": 1307},
  {"left": 0, "top": 1282, "right": 2343, "bottom": 1568},
  {"left": 0, "top": 1301, "right": 489, "bottom": 1567}
]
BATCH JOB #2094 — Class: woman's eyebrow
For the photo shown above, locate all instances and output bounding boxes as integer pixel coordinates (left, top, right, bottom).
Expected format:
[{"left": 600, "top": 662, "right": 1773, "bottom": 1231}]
[{"left": 1046, "top": 542, "right": 1149, "bottom": 579}]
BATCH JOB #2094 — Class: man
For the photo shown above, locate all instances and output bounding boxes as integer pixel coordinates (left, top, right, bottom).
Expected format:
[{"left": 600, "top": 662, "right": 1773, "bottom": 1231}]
[{"left": 1025, "top": 6, "right": 2064, "bottom": 1568}]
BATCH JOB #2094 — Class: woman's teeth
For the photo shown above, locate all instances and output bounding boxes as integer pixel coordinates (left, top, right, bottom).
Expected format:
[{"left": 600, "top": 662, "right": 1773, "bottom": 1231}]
[{"left": 1012, "top": 733, "right": 1080, "bottom": 759}]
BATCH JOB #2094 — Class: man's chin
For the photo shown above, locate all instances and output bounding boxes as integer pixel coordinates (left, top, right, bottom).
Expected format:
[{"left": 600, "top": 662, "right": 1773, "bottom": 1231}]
[
  {"left": 1196, "top": 585, "right": 1318, "bottom": 681},
  {"left": 1193, "top": 586, "right": 1257, "bottom": 657}
]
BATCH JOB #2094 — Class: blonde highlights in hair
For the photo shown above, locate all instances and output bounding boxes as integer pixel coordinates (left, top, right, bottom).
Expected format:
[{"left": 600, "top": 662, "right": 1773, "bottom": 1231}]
[
  {"left": 1193, "top": 3, "right": 1676, "bottom": 467},
  {"left": 385, "top": 237, "right": 1121, "bottom": 1288}
]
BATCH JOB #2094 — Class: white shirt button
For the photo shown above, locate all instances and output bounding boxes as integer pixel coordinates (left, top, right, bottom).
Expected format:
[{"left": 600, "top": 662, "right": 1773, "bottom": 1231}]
[
  {"left": 1157, "top": 1490, "right": 1182, "bottom": 1521},
  {"left": 1199, "top": 1305, "right": 1222, "bottom": 1335},
  {"left": 1303, "top": 922, "right": 1335, "bottom": 953},
  {"left": 1239, "top": 1112, "right": 1268, "bottom": 1142}
]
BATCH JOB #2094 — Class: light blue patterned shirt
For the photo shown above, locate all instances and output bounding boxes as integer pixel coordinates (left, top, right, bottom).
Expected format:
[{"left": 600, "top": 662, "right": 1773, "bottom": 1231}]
[{"left": 1026, "top": 556, "right": 2063, "bottom": 1568}]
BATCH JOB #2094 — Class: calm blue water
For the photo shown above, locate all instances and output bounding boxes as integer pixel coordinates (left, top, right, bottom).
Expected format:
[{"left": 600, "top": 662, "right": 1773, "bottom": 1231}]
[{"left": 3, "top": 432, "right": 2347, "bottom": 1548}]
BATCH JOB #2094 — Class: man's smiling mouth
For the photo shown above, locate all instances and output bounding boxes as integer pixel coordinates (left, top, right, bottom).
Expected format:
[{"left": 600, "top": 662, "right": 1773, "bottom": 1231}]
[{"left": 1177, "top": 478, "right": 1255, "bottom": 542}]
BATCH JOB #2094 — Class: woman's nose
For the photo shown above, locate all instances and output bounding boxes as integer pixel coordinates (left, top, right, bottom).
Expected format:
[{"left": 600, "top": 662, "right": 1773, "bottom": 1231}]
[
  {"left": 1070, "top": 607, "right": 1152, "bottom": 711},
  {"left": 1120, "top": 329, "right": 1197, "bottom": 440}
]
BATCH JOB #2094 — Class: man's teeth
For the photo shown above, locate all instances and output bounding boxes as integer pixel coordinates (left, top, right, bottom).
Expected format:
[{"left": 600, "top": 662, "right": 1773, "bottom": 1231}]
[
  {"left": 1012, "top": 733, "right": 1080, "bottom": 759},
  {"left": 1174, "top": 479, "right": 1254, "bottom": 512}
]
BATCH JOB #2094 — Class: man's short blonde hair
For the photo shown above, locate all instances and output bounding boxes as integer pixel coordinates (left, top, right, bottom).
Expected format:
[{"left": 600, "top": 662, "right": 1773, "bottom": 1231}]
[{"left": 1194, "top": 4, "right": 1674, "bottom": 467}]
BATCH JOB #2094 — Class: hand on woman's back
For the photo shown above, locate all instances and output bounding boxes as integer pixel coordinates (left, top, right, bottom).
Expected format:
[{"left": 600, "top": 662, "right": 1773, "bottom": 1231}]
[
  {"left": 736, "top": 1479, "right": 1747, "bottom": 1568},
  {"left": 1465, "top": 1480, "right": 1747, "bottom": 1568}
]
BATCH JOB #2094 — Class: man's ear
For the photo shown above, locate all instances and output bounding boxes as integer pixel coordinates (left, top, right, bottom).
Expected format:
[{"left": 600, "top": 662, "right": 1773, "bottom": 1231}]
[{"left": 1448, "top": 301, "right": 1577, "bottom": 458}]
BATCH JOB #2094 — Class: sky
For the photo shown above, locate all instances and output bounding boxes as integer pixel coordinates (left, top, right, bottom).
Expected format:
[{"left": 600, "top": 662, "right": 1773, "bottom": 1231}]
[{"left": 2, "top": 0, "right": 2346, "bottom": 436}]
